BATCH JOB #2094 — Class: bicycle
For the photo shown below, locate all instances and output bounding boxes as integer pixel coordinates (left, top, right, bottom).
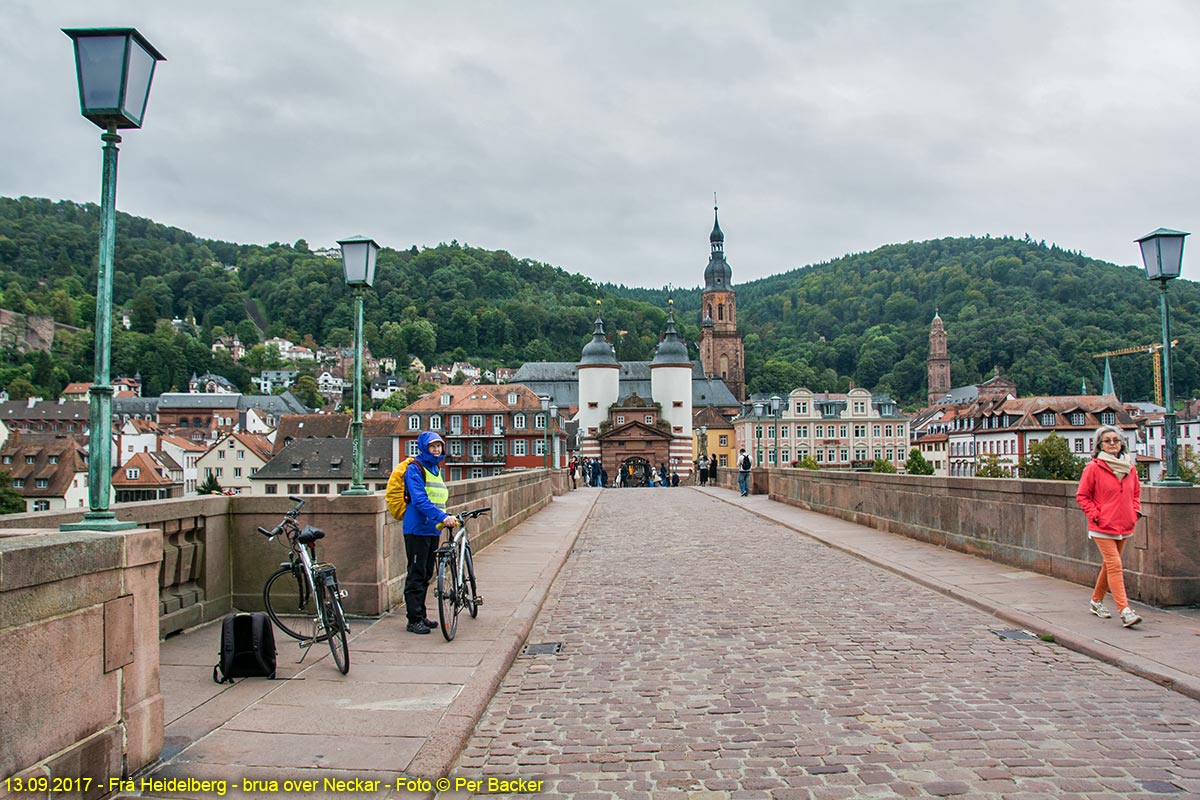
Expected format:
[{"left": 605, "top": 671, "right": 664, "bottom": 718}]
[
  {"left": 435, "top": 507, "right": 490, "bottom": 641},
  {"left": 259, "top": 496, "right": 350, "bottom": 674}
]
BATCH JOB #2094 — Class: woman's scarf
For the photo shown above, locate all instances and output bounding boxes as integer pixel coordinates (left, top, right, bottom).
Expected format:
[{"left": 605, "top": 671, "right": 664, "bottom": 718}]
[{"left": 1097, "top": 451, "right": 1132, "bottom": 480}]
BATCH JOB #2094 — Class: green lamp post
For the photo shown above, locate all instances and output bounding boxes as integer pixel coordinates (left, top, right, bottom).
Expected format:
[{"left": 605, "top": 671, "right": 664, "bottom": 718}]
[
  {"left": 1135, "top": 228, "right": 1191, "bottom": 486},
  {"left": 540, "top": 395, "right": 551, "bottom": 469},
  {"left": 770, "top": 395, "right": 782, "bottom": 469},
  {"left": 338, "top": 235, "right": 379, "bottom": 495},
  {"left": 62, "top": 28, "right": 164, "bottom": 532}
]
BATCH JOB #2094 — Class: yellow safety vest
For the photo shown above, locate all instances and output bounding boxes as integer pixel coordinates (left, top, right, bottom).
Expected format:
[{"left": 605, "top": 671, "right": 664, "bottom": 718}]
[{"left": 423, "top": 465, "right": 449, "bottom": 510}]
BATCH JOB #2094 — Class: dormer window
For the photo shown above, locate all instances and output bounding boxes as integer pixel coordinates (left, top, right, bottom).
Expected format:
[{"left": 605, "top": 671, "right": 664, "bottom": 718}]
[
  {"left": 1101, "top": 412, "right": 1115, "bottom": 426},
  {"left": 508, "top": 393, "right": 518, "bottom": 405},
  {"left": 1070, "top": 413, "right": 1085, "bottom": 426},
  {"left": 408, "top": 415, "right": 421, "bottom": 431},
  {"left": 126, "top": 468, "right": 140, "bottom": 480},
  {"left": 440, "top": 393, "right": 452, "bottom": 406}
]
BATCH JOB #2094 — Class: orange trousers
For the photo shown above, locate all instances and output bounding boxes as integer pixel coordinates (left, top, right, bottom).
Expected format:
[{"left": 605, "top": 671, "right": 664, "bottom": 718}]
[{"left": 1091, "top": 537, "right": 1129, "bottom": 611}]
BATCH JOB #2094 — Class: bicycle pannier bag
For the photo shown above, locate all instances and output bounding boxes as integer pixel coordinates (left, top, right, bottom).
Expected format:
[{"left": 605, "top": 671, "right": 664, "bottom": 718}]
[{"left": 213, "top": 611, "right": 276, "bottom": 683}]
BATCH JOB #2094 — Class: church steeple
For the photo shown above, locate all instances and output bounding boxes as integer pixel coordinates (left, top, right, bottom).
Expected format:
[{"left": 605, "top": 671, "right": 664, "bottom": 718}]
[
  {"left": 698, "top": 200, "right": 744, "bottom": 401},
  {"left": 927, "top": 310, "right": 951, "bottom": 405}
]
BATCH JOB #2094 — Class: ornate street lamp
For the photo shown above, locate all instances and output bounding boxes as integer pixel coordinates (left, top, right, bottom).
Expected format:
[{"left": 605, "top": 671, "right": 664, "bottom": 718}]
[
  {"left": 1136, "top": 228, "right": 1191, "bottom": 486},
  {"left": 338, "top": 235, "right": 379, "bottom": 495},
  {"left": 539, "top": 395, "right": 552, "bottom": 469},
  {"left": 770, "top": 395, "right": 782, "bottom": 469},
  {"left": 62, "top": 28, "right": 164, "bottom": 532}
]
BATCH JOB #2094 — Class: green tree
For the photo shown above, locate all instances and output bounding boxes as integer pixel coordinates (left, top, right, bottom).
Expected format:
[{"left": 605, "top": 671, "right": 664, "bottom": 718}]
[
  {"left": 293, "top": 374, "right": 323, "bottom": 409},
  {"left": 1177, "top": 447, "right": 1200, "bottom": 484},
  {"left": 1021, "top": 433, "right": 1084, "bottom": 481},
  {"left": 975, "top": 453, "right": 1007, "bottom": 478},
  {"left": 904, "top": 448, "right": 935, "bottom": 475},
  {"left": 6, "top": 377, "right": 37, "bottom": 400},
  {"left": 199, "top": 472, "right": 222, "bottom": 495},
  {"left": 379, "top": 392, "right": 409, "bottom": 412},
  {"left": 795, "top": 455, "right": 820, "bottom": 470},
  {"left": 871, "top": 458, "right": 897, "bottom": 473},
  {"left": 0, "top": 470, "right": 25, "bottom": 514}
]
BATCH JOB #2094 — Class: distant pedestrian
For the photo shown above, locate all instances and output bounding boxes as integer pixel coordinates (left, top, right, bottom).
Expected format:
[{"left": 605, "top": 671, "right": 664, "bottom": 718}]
[
  {"left": 737, "top": 448, "right": 751, "bottom": 496},
  {"left": 698, "top": 458, "right": 708, "bottom": 486},
  {"left": 709, "top": 454, "right": 718, "bottom": 487},
  {"left": 671, "top": 471, "right": 679, "bottom": 487},
  {"left": 600, "top": 467, "right": 609, "bottom": 487},
  {"left": 643, "top": 462, "right": 653, "bottom": 487},
  {"left": 1075, "top": 426, "right": 1143, "bottom": 628},
  {"left": 568, "top": 457, "right": 578, "bottom": 490},
  {"left": 659, "top": 463, "right": 668, "bottom": 487}
]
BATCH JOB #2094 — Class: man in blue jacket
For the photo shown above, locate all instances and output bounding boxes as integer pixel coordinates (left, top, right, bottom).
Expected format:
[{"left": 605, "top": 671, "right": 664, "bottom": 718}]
[{"left": 401, "top": 431, "right": 459, "bottom": 634}]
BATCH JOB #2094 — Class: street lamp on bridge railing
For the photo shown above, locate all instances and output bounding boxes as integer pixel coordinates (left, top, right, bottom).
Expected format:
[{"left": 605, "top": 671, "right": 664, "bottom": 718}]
[
  {"left": 770, "top": 394, "right": 782, "bottom": 469},
  {"left": 1136, "top": 227, "right": 1191, "bottom": 486},
  {"left": 62, "top": 28, "right": 164, "bottom": 532},
  {"left": 338, "top": 235, "right": 379, "bottom": 495}
]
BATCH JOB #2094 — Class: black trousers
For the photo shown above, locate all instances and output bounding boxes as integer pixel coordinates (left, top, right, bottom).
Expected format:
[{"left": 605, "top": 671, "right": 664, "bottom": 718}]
[{"left": 403, "top": 534, "right": 439, "bottom": 623}]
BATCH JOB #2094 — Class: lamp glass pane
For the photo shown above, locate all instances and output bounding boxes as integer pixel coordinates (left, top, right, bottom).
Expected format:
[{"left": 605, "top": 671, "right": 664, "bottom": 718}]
[
  {"left": 364, "top": 243, "right": 378, "bottom": 286},
  {"left": 1139, "top": 239, "right": 1162, "bottom": 279},
  {"left": 340, "top": 241, "right": 369, "bottom": 284},
  {"left": 76, "top": 36, "right": 126, "bottom": 111},
  {"left": 1159, "top": 236, "right": 1185, "bottom": 278},
  {"left": 122, "top": 40, "right": 157, "bottom": 125}
]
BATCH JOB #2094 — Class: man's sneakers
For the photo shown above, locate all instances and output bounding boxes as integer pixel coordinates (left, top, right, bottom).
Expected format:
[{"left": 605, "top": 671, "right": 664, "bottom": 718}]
[
  {"left": 1089, "top": 600, "right": 1112, "bottom": 619},
  {"left": 406, "top": 618, "right": 436, "bottom": 634},
  {"left": 1120, "top": 607, "right": 1143, "bottom": 628}
]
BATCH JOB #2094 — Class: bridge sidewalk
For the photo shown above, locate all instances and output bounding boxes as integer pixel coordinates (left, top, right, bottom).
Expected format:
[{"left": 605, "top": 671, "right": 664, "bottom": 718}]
[
  {"left": 703, "top": 487, "right": 1200, "bottom": 702},
  {"left": 136, "top": 490, "right": 599, "bottom": 797}
]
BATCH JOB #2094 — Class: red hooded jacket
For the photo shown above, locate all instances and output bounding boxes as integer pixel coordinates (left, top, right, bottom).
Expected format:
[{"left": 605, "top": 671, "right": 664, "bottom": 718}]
[{"left": 1075, "top": 458, "right": 1141, "bottom": 537}]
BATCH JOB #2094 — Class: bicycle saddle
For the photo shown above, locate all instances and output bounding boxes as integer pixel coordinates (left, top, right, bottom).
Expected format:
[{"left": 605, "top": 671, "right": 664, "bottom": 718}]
[{"left": 297, "top": 525, "right": 325, "bottom": 544}]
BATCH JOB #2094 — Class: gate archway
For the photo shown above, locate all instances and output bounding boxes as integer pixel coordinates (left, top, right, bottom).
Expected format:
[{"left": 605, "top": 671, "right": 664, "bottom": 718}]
[{"left": 619, "top": 456, "right": 651, "bottom": 487}]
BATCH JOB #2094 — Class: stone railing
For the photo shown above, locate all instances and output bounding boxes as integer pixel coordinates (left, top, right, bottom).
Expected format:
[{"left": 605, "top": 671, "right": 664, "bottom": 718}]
[
  {"left": 0, "top": 525, "right": 163, "bottom": 792},
  {"left": 0, "top": 468, "right": 567, "bottom": 791},
  {"left": 760, "top": 468, "right": 1200, "bottom": 606}
]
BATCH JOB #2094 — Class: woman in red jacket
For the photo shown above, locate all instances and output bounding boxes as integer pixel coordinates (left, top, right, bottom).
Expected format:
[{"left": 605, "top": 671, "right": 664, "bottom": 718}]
[{"left": 1075, "top": 426, "right": 1143, "bottom": 627}]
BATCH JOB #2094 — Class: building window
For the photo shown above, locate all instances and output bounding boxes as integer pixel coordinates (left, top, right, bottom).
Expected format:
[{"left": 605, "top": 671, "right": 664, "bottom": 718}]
[
  {"left": 1071, "top": 413, "right": 1085, "bottom": 426},
  {"left": 1074, "top": 438, "right": 1085, "bottom": 452},
  {"left": 408, "top": 440, "right": 420, "bottom": 456},
  {"left": 1, "top": 456, "right": 9, "bottom": 465},
  {"left": 755, "top": 425, "right": 763, "bottom": 439},
  {"left": 36, "top": 478, "right": 49, "bottom": 489},
  {"left": 25, "top": 455, "right": 34, "bottom": 464},
  {"left": 854, "top": 425, "right": 866, "bottom": 438},
  {"left": 288, "top": 483, "right": 300, "bottom": 494},
  {"left": 215, "top": 468, "right": 223, "bottom": 478},
  {"left": 430, "top": 415, "right": 442, "bottom": 430},
  {"left": 218, "top": 450, "right": 225, "bottom": 460},
  {"left": 493, "top": 415, "right": 504, "bottom": 431},
  {"left": 492, "top": 441, "right": 505, "bottom": 457},
  {"left": 234, "top": 468, "right": 243, "bottom": 478},
  {"left": 317, "top": 484, "right": 329, "bottom": 494},
  {"left": 441, "top": 393, "right": 451, "bottom": 406},
  {"left": 303, "top": 484, "right": 315, "bottom": 494},
  {"left": 408, "top": 415, "right": 421, "bottom": 431},
  {"left": 266, "top": 484, "right": 278, "bottom": 494},
  {"left": 513, "top": 440, "right": 527, "bottom": 456},
  {"left": 719, "top": 435, "right": 728, "bottom": 446},
  {"left": 470, "top": 414, "right": 484, "bottom": 428},
  {"left": 853, "top": 402, "right": 866, "bottom": 414},
  {"left": 535, "top": 440, "right": 546, "bottom": 456},
  {"left": 508, "top": 393, "right": 518, "bottom": 405},
  {"left": 34, "top": 500, "right": 50, "bottom": 512},
  {"left": 450, "top": 441, "right": 463, "bottom": 456},
  {"left": 12, "top": 479, "right": 24, "bottom": 488},
  {"left": 1101, "top": 412, "right": 1115, "bottom": 426},
  {"left": 126, "top": 468, "right": 140, "bottom": 480},
  {"left": 514, "top": 413, "right": 526, "bottom": 429},
  {"left": 797, "top": 402, "right": 808, "bottom": 414},
  {"left": 616, "top": 415, "right": 625, "bottom": 425},
  {"left": 644, "top": 415, "right": 653, "bottom": 425},
  {"left": 237, "top": 450, "right": 245, "bottom": 460}
]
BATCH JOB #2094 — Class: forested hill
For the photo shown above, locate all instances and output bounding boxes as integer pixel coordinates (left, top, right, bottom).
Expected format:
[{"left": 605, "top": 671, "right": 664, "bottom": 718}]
[
  {"left": 2, "top": 195, "right": 1198, "bottom": 409},
  {"left": 606, "top": 235, "right": 1200, "bottom": 406}
]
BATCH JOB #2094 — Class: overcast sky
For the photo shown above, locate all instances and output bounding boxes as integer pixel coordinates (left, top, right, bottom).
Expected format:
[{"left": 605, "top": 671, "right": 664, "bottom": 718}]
[{"left": 4, "top": 1, "right": 1200, "bottom": 288}]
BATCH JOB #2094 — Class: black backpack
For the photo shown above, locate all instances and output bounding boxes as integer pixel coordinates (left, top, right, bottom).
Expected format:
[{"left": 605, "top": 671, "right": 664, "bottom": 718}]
[
  {"left": 213, "top": 612, "right": 276, "bottom": 683},
  {"left": 741, "top": 454, "right": 751, "bottom": 471}
]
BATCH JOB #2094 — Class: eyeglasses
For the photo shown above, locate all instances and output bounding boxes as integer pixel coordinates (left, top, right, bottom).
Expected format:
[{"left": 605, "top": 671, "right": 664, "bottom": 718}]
[{"left": 1100, "top": 437, "right": 1122, "bottom": 444}]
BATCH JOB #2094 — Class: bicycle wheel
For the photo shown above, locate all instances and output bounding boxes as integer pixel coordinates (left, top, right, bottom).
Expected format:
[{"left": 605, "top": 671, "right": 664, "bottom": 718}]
[
  {"left": 463, "top": 545, "right": 479, "bottom": 619},
  {"left": 264, "top": 565, "right": 321, "bottom": 641},
  {"left": 319, "top": 578, "right": 350, "bottom": 675},
  {"left": 436, "top": 554, "right": 459, "bottom": 641}
]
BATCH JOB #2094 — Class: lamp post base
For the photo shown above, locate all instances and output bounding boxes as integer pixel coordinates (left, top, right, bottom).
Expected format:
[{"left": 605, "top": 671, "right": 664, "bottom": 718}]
[
  {"left": 61, "top": 512, "right": 138, "bottom": 532},
  {"left": 340, "top": 485, "right": 372, "bottom": 496},
  {"left": 1152, "top": 477, "right": 1193, "bottom": 488}
]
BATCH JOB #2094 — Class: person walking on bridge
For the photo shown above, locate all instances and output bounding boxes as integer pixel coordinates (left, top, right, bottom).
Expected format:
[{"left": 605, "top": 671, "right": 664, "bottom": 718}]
[
  {"left": 1075, "top": 425, "right": 1143, "bottom": 628},
  {"left": 737, "top": 448, "right": 751, "bottom": 496}
]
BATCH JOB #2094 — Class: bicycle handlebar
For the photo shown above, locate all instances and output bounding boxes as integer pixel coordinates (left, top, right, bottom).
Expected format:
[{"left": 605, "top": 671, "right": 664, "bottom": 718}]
[
  {"left": 257, "top": 496, "right": 307, "bottom": 539},
  {"left": 436, "top": 506, "right": 492, "bottom": 529}
]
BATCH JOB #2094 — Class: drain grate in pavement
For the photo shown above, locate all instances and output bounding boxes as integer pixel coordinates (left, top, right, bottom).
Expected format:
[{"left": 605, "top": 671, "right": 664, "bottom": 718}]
[
  {"left": 572, "top": 548, "right": 594, "bottom": 554},
  {"left": 522, "top": 642, "right": 563, "bottom": 656},
  {"left": 1137, "top": 779, "right": 1182, "bottom": 794},
  {"left": 989, "top": 628, "right": 1039, "bottom": 641}
]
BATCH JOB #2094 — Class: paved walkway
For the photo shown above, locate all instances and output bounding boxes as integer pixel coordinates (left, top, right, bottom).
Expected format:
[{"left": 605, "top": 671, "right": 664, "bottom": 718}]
[
  {"left": 136, "top": 486, "right": 1200, "bottom": 798},
  {"left": 454, "top": 488, "right": 1200, "bottom": 799}
]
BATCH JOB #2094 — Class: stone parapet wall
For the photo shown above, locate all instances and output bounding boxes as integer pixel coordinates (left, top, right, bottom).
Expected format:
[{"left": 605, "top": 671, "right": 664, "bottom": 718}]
[
  {"left": 765, "top": 469, "right": 1200, "bottom": 606},
  {"left": 0, "top": 527, "right": 163, "bottom": 795}
]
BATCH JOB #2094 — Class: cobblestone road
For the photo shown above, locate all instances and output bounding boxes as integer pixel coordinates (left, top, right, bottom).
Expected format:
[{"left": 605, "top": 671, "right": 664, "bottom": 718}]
[{"left": 453, "top": 490, "right": 1200, "bottom": 799}]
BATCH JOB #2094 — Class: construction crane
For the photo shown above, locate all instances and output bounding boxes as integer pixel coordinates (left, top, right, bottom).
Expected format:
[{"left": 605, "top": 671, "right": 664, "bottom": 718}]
[{"left": 1092, "top": 340, "right": 1178, "bottom": 406}]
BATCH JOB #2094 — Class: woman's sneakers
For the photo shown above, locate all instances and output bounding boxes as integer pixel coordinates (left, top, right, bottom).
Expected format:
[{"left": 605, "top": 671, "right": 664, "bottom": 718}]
[
  {"left": 1089, "top": 600, "right": 1112, "bottom": 619},
  {"left": 1120, "top": 607, "right": 1143, "bottom": 628}
]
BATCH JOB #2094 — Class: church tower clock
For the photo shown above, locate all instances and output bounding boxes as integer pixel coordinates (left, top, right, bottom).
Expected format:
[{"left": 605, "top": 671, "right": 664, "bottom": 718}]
[{"left": 698, "top": 204, "right": 745, "bottom": 401}]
